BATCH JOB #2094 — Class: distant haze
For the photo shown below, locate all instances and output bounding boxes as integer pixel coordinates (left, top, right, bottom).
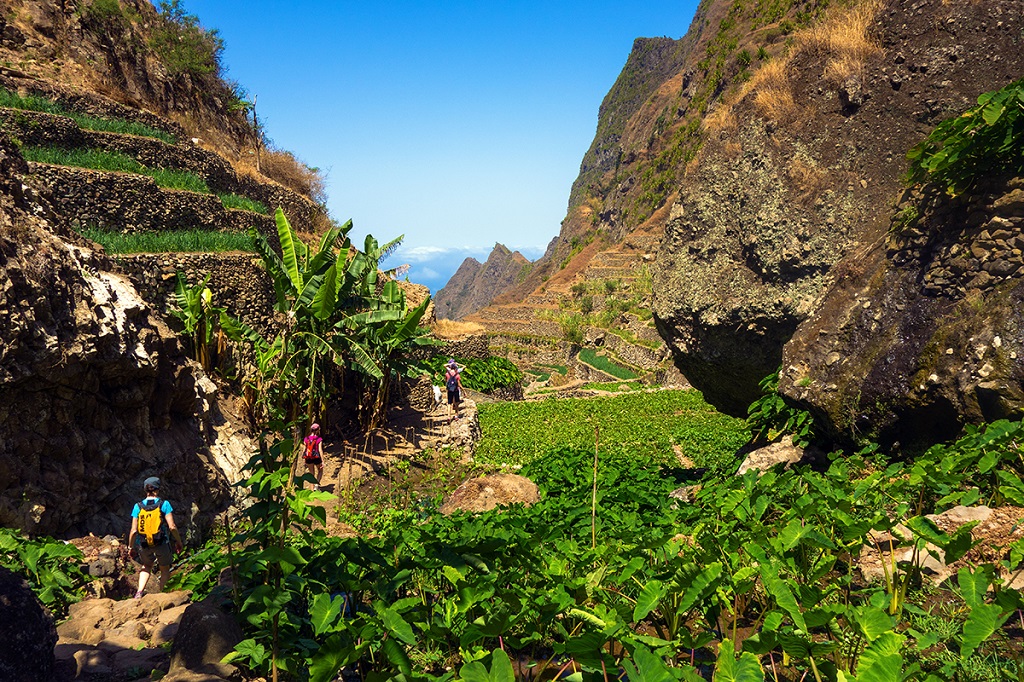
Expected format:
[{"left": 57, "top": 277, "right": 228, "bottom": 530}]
[{"left": 390, "top": 244, "right": 546, "bottom": 294}]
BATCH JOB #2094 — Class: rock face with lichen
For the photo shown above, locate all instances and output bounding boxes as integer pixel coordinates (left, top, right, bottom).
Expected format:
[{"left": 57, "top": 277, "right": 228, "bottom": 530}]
[
  {"left": 651, "top": 0, "right": 1024, "bottom": 446},
  {"left": 780, "top": 175, "right": 1024, "bottom": 448}
]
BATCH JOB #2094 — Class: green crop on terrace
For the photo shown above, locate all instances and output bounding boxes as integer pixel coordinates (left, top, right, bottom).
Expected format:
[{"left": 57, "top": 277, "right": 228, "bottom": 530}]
[
  {"left": 476, "top": 388, "right": 748, "bottom": 469},
  {"left": 218, "top": 192, "right": 268, "bottom": 214},
  {"left": 0, "top": 88, "right": 177, "bottom": 143},
  {"left": 78, "top": 226, "right": 255, "bottom": 254},
  {"left": 21, "top": 146, "right": 208, "bottom": 192},
  {"left": 578, "top": 347, "right": 639, "bottom": 380}
]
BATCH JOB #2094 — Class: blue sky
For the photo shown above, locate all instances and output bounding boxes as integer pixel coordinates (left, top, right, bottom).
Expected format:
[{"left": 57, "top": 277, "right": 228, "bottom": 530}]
[{"left": 181, "top": 1, "right": 699, "bottom": 291}]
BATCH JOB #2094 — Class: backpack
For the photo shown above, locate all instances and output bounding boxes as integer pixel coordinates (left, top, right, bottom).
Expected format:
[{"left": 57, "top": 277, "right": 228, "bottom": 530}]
[
  {"left": 137, "top": 498, "right": 166, "bottom": 547},
  {"left": 304, "top": 436, "right": 321, "bottom": 460},
  {"left": 446, "top": 371, "right": 458, "bottom": 392}
]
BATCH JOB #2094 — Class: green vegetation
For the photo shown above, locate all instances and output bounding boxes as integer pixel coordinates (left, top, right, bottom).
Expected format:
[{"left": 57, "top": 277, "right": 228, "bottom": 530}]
[
  {"left": 746, "top": 370, "right": 817, "bottom": 447},
  {"left": 0, "top": 88, "right": 177, "bottom": 143},
  {"left": 0, "top": 528, "right": 88, "bottom": 619},
  {"left": 476, "top": 389, "right": 747, "bottom": 468},
  {"left": 580, "top": 380, "right": 641, "bottom": 392},
  {"left": 578, "top": 347, "right": 639, "bottom": 380},
  {"left": 169, "top": 272, "right": 239, "bottom": 372},
  {"left": 230, "top": 209, "right": 433, "bottom": 430},
  {"left": 426, "top": 356, "right": 523, "bottom": 393},
  {"left": 149, "top": 0, "right": 224, "bottom": 76},
  {"left": 175, "top": 409, "right": 1024, "bottom": 681},
  {"left": 907, "top": 76, "right": 1024, "bottom": 195},
  {"left": 217, "top": 192, "right": 268, "bottom": 214},
  {"left": 21, "top": 146, "right": 209, "bottom": 192},
  {"left": 77, "top": 227, "right": 255, "bottom": 254}
]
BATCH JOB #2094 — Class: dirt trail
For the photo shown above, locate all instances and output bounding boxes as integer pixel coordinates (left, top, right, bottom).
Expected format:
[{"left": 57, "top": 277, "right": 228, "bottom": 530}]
[{"left": 303, "top": 398, "right": 480, "bottom": 530}]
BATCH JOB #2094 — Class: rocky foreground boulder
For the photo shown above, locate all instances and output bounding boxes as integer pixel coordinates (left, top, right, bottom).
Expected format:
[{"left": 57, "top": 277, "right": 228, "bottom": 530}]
[
  {"left": 652, "top": 0, "right": 1024, "bottom": 445},
  {"left": 0, "top": 566, "right": 57, "bottom": 682}
]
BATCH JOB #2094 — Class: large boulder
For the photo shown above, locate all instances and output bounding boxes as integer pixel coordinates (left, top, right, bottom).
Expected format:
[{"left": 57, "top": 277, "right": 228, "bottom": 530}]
[
  {"left": 440, "top": 474, "right": 540, "bottom": 514},
  {"left": 652, "top": 0, "right": 1024, "bottom": 429},
  {"left": 0, "top": 566, "right": 57, "bottom": 682},
  {"left": 166, "top": 601, "right": 244, "bottom": 681},
  {"left": 780, "top": 176, "right": 1024, "bottom": 447}
]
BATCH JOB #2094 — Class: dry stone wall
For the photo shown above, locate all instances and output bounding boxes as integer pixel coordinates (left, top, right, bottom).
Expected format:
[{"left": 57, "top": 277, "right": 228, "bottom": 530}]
[
  {"left": 118, "top": 253, "right": 277, "bottom": 333},
  {"left": 0, "top": 107, "right": 322, "bottom": 228},
  {"left": 26, "top": 163, "right": 275, "bottom": 236}
]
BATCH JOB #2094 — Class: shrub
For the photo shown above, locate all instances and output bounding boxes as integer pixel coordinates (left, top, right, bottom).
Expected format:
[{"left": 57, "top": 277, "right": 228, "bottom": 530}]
[
  {"left": 906, "top": 76, "right": 1024, "bottom": 195},
  {"left": 149, "top": 0, "right": 223, "bottom": 76},
  {"left": 559, "top": 313, "right": 584, "bottom": 344},
  {"left": 83, "top": 0, "right": 123, "bottom": 22},
  {"left": 260, "top": 148, "right": 328, "bottom": 204}
]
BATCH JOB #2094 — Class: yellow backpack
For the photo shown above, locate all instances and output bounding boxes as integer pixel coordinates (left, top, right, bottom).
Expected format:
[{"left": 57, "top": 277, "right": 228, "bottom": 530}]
[{"left": 137, "top": 498, "right": 166, "bottom": 547}]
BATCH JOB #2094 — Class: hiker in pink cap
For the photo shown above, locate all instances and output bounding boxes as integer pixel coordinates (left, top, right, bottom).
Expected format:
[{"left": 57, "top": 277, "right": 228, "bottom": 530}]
[{"left": 302, "top": 423, "right": 325, "bottom": 490}]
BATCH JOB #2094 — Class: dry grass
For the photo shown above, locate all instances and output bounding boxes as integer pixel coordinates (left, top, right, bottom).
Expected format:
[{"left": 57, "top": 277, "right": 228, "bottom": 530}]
[
  {"left": 431, "top": 319, "right": 485, "bottom": 339},
  {"left": 704, "top": 0, "right": 882, "bottom": 131},
  {"left": 260, "top": 148, "right": 328, "bottom": 205},
  {"left": 787, "top": 156, "right": 830, "bottom": 204},
  {"left": 800, "top": 0, "right": 884, "bottom": 84}
]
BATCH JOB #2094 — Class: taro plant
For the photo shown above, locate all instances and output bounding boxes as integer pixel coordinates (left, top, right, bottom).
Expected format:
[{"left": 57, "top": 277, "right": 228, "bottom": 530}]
[{"left": 0, "top": 528, "right": 89, "bottom": 619}]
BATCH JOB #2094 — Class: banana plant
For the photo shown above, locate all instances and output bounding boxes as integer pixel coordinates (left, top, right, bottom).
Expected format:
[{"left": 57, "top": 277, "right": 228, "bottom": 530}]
[{"left": 169, "top": 271, "right": 237, "bottom": 372}]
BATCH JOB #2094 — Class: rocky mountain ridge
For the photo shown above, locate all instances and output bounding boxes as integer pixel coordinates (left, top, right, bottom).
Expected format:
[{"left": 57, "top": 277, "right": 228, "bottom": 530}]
[{"left": 433, "top": 243, "right": 530, "bottom": 320}]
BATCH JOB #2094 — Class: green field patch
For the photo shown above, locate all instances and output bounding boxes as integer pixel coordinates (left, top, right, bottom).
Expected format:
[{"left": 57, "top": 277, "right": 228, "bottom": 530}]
[
  {"left": 580, "top": 380, "right": 639, "bottom": 392},
  {"left": 476, "top": 388, "right": 748, "bottom": 469},
  {"left": 218, "top": 192, "right": 269, "bottom": 214},
  {"left": 578, "top": 347, "right": 638, "bottom": 380},
  {"left": 0, "top": 88, "right": 176, "bottom": 143},
  {"left": 21, "top": 146, "right": 208, "bottom": 192},
  {"left": 78, "top": 226, "right": 255, "bottom": 254}
]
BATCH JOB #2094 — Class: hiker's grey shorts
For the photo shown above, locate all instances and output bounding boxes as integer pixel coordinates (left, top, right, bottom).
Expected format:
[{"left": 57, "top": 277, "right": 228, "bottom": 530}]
[{"left": 139, "top": 542, "right": 172, "bottom": 568}]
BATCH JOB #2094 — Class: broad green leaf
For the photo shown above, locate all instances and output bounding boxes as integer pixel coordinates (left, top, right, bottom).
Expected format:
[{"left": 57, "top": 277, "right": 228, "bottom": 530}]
[
  {"left": 760, "top": 565, "right": 807, "bottom": 631},
  {"left": 490, "top": 649, "right": 515, "bottom": 682},
  {"left": 715, "top": 639, "right": 764, "bottom": 682},
  {"left": 855, "top": 632, "right": 904, "bottom": 682},
  {"left": 309, "top": 593, "right": 343, "bottom": 635},
  {"left": 633, "top": 579, "right": 666, "bottom": 621},
  {"left": 382, "top": 606, "right": 417, "bottom": 645},
  {"left": 382, "top": 637, "right": 412, "bottom": 677},
  {"left": 960, "top": 603, "right": 1008, "bottom": 657}
]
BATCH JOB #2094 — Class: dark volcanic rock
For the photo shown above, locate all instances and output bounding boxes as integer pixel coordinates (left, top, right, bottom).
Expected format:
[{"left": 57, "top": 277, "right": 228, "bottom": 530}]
[
  {"left": 0, "top": 566, "right": 57, "bottom": 682},
  {"left": 653, "top": 0, "right": 1024, "bottom": 428},
  {"left": 0, "top": 135, "right": 238, "bottom": 537},
  {"left": 781, "top": 176, "right": 1024, "bottom": 448}
]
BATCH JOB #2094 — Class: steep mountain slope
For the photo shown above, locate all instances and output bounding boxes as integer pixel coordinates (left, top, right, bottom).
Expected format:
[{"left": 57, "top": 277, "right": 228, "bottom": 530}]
[
  {"left": 434, "top": 243, "right": 530, "bottom": 320},
  {"left": 471, "top": 0, "right": 1024, "bottom": 447}
]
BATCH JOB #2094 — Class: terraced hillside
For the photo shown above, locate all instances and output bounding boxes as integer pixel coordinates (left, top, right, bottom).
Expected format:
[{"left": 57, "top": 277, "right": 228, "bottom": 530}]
[
  {"left": 466, "top": 226, "right": 686, "bottom": 394},
  {"left": 0, "top": 73, "right": 327, "bottom": 328}
]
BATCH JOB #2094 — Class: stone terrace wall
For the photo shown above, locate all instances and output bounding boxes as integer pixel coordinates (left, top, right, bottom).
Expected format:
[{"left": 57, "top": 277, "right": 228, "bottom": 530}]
[
  {"left": 119, "top": 253, "right": 277, "bottom": 333},
  {"left": 440, "top": 334, "right": 491, "bottom": 360},
  {"left": 0, "top": 108, "right": 322, "bottom": 227},
  {"left": 0, "top": 72, "right": 186, "bottom": 140},
  {"left": 27, "top": 163, "right": 276, "bottom": 237}
]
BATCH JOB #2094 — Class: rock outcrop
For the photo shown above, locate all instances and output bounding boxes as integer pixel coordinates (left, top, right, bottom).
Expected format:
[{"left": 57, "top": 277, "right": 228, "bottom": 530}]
[
  {"left": 440, "top": 473, "right": 539, "bottom": 515},
  {"left": 651, "top": 0, "right": 1024, "bottom": 437},
  {"left": 434, "top": 243, "right": 531, "bottom": 320},
  {"left": 0, "top": 566, "right": 57, "bottom": 682},
  {"left": 0, "top": 133, "right": 243, "bottom": 537}
]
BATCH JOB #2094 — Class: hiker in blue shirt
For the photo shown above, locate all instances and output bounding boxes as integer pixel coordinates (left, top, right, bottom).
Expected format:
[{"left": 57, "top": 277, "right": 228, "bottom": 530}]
[{"left": 128, "top": 476, "right": 183, "bottom": 599}]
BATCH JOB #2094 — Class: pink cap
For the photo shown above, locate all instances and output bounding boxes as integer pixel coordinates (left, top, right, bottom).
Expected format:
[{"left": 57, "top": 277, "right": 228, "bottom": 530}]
[{"left": 310, "top": 423, "right": 320, "bottom": 431}]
